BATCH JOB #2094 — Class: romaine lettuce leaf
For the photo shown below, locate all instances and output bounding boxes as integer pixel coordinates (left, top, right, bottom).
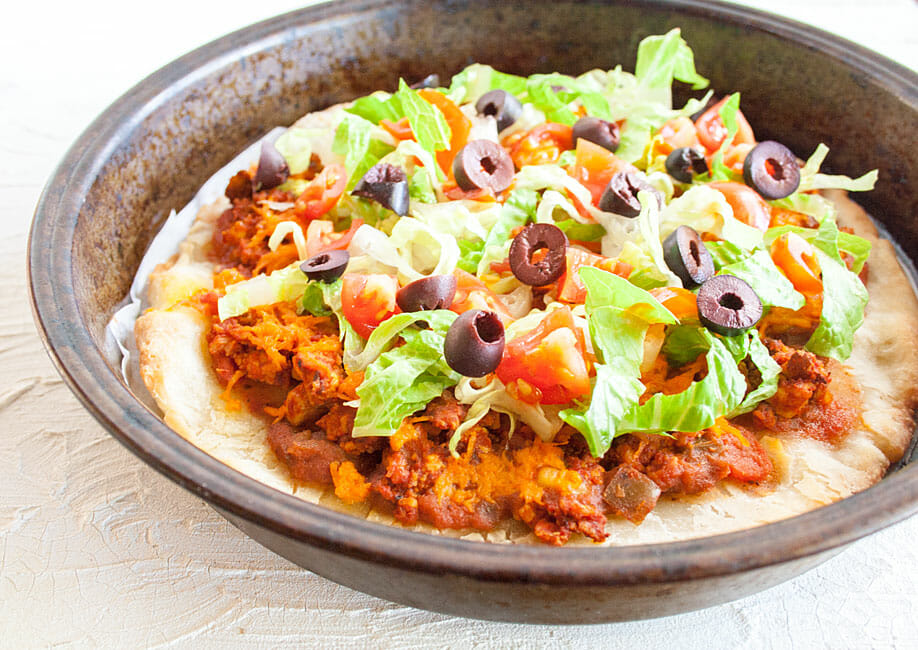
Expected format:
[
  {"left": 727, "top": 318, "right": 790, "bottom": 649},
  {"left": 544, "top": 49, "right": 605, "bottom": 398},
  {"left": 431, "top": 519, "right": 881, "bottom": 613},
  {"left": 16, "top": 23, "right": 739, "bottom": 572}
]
[
  {"left": 721, "top": 330, "right": 780, "bottom": 415},
  {"left": 706, "top": 241, "right": 806, "bottom": 310},
  {"left": 634, "top": 28, "right": 709, "bottom": 93},
  {"left": 797, "top": 143, "right": 878, "bottom": 193},
  {"left": 274, "top": 127, "right": 321, "bottom": 175},
  {"left": 217, "top": 264, "right": 308, "bottom": 321},
  {"left": 474, "top": 188, "right": 539, "bottom": 275},
  {"left": 802, "top": 217, "right": 869, "bottom": 360},
  {"left": 332, "top": 114, "right": 395, "bottom": 189},
  {"left": 352, "top": 313, "right": 460, "bottom": 437}
]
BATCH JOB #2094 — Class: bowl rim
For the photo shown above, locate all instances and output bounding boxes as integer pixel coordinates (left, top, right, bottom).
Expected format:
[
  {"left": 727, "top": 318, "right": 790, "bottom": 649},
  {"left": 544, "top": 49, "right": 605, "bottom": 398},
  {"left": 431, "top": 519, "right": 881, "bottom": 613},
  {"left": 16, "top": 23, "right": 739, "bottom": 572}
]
[{"left": 29, "top": 0, "right": 918, "bottom": 586}]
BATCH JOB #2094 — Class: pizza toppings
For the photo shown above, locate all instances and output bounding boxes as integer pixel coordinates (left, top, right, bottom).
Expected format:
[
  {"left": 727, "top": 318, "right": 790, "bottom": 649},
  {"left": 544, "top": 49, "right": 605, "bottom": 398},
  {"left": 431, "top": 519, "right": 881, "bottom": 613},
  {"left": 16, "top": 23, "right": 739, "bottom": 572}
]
[
  {"left": 508, "top": 223, "right": 569, "bottom": 286},
  {"left": 443, "top": 309, "right": 505, "bottom": 377},
  {"left": 396, "top": 274, "right": 458, "bottom": 312},
  {"left": 300, "top": 249, "right": 349, "bottom": 283},
  {"left": 254, "top": 140, "right": 290, "bottom": 190},
  {"left": 697, "top": 275, "right": 763, "bottom": 336},
  {"left": 181, "top": 29, "right": 883, "bottom": 544},
  {"left": 351, "top": 162, "right": 410, "bottom": 216},
  {"left": 662, "top": 225, "right": 714, "bottom": 288},
  {"left": 452, "top": 139, "right": 515, "bottom": 193},
  {"left": 572, "top": 116, "right": 621, "bottom": 153},
  {"left": 743, "top": 140, "right": 801, "bottom": 200},
  {"left": 475, "top": 89, "right": 523, "bottom": 132}
]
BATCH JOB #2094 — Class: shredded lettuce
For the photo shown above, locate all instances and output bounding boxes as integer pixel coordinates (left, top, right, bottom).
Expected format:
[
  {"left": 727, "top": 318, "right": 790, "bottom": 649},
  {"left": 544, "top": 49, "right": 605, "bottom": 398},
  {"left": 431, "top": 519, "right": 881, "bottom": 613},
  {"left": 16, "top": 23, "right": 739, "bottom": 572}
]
[
  {"left": 274, "top": 127, "right": 321, "bottom": 175},
  {"left": 802, "top": 217, "right": 869, "bottom": 360},
  {"left": 662, "top": 185, "right": 764, "bottom": 250},
  {"left": 332, "top": 114, "right": 395, "bottom": 189},
  {"left": 217, "top": 264, "right": 308, "bottom": 321},
  {"left": 345, "top": 80, "right": 451, "bottom": 158},
  {"left": 766, "top": 224, "right": 871, "bottom": 274},
  {"left": 798, "top": 143, "right": 878, "bottom": 192},
  {"left": 298, "top": 278, "right": 340, "bottom": 317},
  {"left": 721, "top": 330, "right": 781, "bottom": 416},
  {"left": 706, "top": 241, "right": 806, "bottom": 310},
  {"left": 352, "top": 312, "right": 460, "bottom": 437},
  {"left": 706, "top": 93, "right": 741, "bottom": 182},
  {"left": 474, "top": 189, "right": 539, "bottom": 276},
  {"left": 634, "top": 28, "right": 709, "bottom": 94},
  {"left": 556, "top": 219, "right": 606, "bottom": 242},
  {"left": 446, "top": 64, "right": 527, "bottom": 106},
  {"left": 560, "top": 268, "right": 676, "bottom": 456}
]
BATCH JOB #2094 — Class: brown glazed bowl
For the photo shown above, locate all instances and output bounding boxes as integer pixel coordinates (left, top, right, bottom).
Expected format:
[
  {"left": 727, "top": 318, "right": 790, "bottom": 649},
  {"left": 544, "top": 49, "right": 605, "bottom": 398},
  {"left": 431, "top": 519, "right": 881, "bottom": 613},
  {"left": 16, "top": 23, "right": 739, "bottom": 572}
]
[{"left": 29, "top": 0, "right": 918, "bottom": 624}]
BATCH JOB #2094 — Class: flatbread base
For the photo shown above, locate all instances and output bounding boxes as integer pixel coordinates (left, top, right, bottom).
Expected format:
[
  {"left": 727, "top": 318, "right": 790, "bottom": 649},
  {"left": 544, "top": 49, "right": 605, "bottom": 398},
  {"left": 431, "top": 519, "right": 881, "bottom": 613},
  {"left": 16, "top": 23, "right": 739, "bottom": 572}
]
[{"left": 135, "top": 184, "right": 918, "bottom": 546}]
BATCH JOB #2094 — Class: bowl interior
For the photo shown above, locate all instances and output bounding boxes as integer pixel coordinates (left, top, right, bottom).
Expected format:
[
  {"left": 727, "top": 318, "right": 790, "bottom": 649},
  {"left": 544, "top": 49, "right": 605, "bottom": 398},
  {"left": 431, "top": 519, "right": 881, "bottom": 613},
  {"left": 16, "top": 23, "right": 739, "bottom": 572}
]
[{"left": 30, "top": 0, "right": 918, "bottom": 586}]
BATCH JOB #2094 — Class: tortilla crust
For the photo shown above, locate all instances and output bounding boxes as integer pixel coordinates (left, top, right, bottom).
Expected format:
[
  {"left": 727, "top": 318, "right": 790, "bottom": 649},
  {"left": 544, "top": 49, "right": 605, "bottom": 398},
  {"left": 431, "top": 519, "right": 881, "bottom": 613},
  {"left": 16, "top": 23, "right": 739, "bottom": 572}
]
[{"left": 135, "top": 184, "right": 918, "bottom": 545}]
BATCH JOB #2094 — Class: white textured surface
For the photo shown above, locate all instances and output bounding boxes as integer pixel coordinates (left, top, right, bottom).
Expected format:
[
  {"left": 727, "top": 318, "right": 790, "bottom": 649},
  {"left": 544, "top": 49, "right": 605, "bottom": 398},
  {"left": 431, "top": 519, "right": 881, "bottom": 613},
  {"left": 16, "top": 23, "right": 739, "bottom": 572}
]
[{"left": 4, "top": 0, "right": 917, "bottom": 646}]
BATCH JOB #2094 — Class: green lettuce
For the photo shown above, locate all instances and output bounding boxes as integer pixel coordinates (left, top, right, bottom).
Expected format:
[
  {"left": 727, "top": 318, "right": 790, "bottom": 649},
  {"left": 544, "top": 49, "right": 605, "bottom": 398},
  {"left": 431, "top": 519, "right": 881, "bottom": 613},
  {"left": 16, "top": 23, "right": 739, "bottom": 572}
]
[
  {"left": 705, "top": 241, "right": 806, "bottom": 310},
  {"left": 332, "top": 114, "right": 395, "bottom": 189},
  {"left": 706, "top": 93, "right": 741, "bottom": 182},
  {"left": 634, "top": 28, "right": 709, "bottom": 93},
  {"left": 352, "top": 311, "right": 460, "bottom": 437},
  {"left": 798, "top": 144, "right": 878, "bottom": 193},
  {"left": 217, "top": 264, "right": 308, "bottom": 321},
  {"left": 346, "top": 80, "right": 451, "bottom": 158},
  {"left": 560, "top": 268, "right": 676, "bottom": 456},
  {"left": 765, "top": 224, "right": 871, "bottom": 273},
  {"left": 472, "top": 188, "right": 539, "bottom": 275},
  {"left": 274, "top": 127, "right": 322, "bottom": 175},
  {"left": 721, "top": 330, "right": 781, "bottom": 416}
]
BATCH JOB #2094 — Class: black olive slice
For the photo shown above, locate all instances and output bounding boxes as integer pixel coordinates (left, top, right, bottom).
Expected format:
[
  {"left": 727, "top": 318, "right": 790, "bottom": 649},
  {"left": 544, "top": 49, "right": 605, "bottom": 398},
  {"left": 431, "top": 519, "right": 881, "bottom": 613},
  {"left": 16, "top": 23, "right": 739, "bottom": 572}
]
[
  {"left": 697, "top": 274, "right": 763, "bottom": 336},
  {"left": 352, "top": 163, "right": 410, "bottom": 216},
  {"left": 475, "top": 89, "right": 523, "bottom": 132},
  {"left": 253, "top": 140, "right": 290, "bottom": 190},
  {"left": 225, "top": 170, "right": 253, "bottom": 201},
  {"left": 598, "top": 171, "right": 663, "bottom": 217},
  {"left": 410, "top": 74, "right": 440, "bottom": 89},
  {"left": 444, "top": 310, "right": 505, "bottom": 377},
  {"left": 665, "top": 147, "right": 708, "bottom": 183},
  {"left": 662, "top": 226, "right": 715, "bottom": 288},
  {"left": 572, "top": 116, "right": 621, "bottom": 152},
  {"left": 452, "top": 140, "right": 515, "bottom": 194},
  {"left": 396, "top": 275, "right": 458, "bottom": 312},
  {"left": 300, "top": 249, "right": 350, "bottom": 283},
  {"left": 508, "top": 223, "right": 568, "bottom": 286},
  {"left": 742, "top": 140, "right": 801, "bottom": 200}
]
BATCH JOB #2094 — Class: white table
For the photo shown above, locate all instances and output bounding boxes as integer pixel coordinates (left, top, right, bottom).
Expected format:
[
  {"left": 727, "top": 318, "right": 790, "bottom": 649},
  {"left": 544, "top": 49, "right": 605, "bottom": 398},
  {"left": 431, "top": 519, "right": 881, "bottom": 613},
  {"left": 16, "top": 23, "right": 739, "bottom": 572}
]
[{"left": 3, "top": 1, "right": 916, "bottom": 645}]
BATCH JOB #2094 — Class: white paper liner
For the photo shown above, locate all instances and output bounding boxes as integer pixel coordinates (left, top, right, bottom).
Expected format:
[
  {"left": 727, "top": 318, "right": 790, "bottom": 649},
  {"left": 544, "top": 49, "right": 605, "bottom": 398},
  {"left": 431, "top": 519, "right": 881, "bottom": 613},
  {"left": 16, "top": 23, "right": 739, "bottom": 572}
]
[{"left": 103, "top": 128, "right": 285, "bottom": 406}]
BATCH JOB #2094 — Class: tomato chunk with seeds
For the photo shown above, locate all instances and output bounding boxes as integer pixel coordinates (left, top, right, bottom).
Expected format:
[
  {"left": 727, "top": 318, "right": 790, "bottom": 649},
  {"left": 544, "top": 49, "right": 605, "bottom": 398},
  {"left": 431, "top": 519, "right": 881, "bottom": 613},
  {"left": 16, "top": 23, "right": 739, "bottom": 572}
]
[
  {"left": 341, "top": 274, "right": 399, "bottom": 339},
  {"left": 496, "top": 306, "right": 590, "bottom": 405}
]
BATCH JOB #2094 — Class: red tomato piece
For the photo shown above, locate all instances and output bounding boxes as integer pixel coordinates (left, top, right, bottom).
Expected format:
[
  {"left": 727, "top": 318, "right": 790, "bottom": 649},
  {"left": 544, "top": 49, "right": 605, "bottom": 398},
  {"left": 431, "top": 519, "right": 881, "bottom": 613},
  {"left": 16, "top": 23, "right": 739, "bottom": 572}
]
[
  {"left": 504, "top": 122, "right": 573, "bottom": 169},
  {"left": 568, "top": 138, "right": 632, "bottom": 206},
  {"left": 294, "top": 163, "right": 347, "bottom": 221},
  {"left": 450, "top": 270, "right": 513, "bottom": 324},
  {"left": 417, "top": 89, "right": 471, "bottom": 175},
  {"left": 341, "top": 274, "right": 399, "bottom": 339},
  {"left": 305, "top": 218, "right": 364, "bottom": 257},
  {"left": 694, "top": 97, "right": 755, "bottom": 153},
  {"left": 557, "top": 248, "right": 631, "bottom": 304},
  {"left": 496, "top": 306, "right": 591, "bottom": 405},
  {"left": 649, "top": 286, "right": 699, "bottom": 322},
  {"left": 708, "top": 181, "right": 772, "bottom": 232}
]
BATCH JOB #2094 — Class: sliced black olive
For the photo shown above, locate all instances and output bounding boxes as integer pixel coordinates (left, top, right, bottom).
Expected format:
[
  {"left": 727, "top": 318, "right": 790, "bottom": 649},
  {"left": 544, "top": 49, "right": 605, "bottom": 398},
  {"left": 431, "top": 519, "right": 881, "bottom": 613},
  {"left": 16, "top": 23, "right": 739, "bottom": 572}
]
[
  {"left": 742, "top": 140, "right": 801, "bottom": 200},
  {"left": 225, "top": 170, "right": 253, "bottom": 201},
  {"left": 697, "top": 274, "right": 763, "bottom": 336},
  {"left": 444, "top": 310, "right": 505, "bottom": 377},
  {"left": 253, "top": 140, "right": 289, "bottom": 190},
  {"left": 396, "top": 275, "right": 458, "bottom": 312},
  {"left": 662, "top": 226, "right": 714, "bottom": 288},
  {"left": 508, "top": 223, "right": 568, "bottom": 286},
  {"left": 300, "top": 249, "right": 350, "bottom": 283},
  {"left": 352, "top": 163, "right": 410, "bottom": 216},
  {"left": 452, "top": 140, "right": 514, "bottom": 193},
  {"left": 572, "top": 116, "right": 620, "bottom": 153},
  {"left": 665, "top": 147, "right": 708, "bottom": 183},
  {"left": 598, "top": 171, "right": 663, "bottom": 217},
  {"left": 410, "top": 74, "right": 440, "bottom": 89},
  {"left": 475, "top": 89, "right": 523, "bottom": 132}
]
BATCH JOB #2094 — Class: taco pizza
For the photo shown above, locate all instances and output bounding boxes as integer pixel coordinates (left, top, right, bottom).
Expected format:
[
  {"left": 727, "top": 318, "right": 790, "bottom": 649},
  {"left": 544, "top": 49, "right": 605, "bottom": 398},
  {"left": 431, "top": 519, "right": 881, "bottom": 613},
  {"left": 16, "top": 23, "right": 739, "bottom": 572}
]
[{"left": 135, "top": 30, "right": 918, "bottom": 545}]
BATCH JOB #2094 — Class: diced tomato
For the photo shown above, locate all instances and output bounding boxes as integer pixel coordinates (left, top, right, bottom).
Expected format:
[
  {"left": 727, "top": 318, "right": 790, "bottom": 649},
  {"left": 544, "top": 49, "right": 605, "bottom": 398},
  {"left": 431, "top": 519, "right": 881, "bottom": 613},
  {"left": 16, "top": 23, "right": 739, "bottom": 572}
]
[
  {"left": 568, "top": 138, "right": 633, "bottom": 206},
  {"left": 341, "top": 274, "right": 399, "bottom": 339},
  {"left": 496, "top": 306, "right": 591, "bottom": 405},
  {"left": 417, "top": 89, "right": 471, "bottom": 175},
  {"left": 294, "top": 164, "right": 347, "bottom": 221},
  {"left": 450, "top": 270, "right": 513, "bottom": 323},
  {"left": 305, "top": 218, "right": 364, "bottom": 257},
  {"left": 649, "top": 286, "right": 699, "bottom": 322},
  {"left": 708, "top": 181, "right": 771, "bottom": 232},
  {"left": 694, "top": 97, "right": 755, "bottom": 153},
  {"left": 504, "top": 123, "right": 573, "bottom": 169},
  {"left": 380, "top": 117, "right": 415, "bottom": 142},
  {"left": 557, "top": 248, "right": 631, "bottom": 304},
  {"left": 770, "top": 232, "right": 822, "bottom": 294},
  {"left": 658, "top": 116, "right": 701, "bottom": 154}
]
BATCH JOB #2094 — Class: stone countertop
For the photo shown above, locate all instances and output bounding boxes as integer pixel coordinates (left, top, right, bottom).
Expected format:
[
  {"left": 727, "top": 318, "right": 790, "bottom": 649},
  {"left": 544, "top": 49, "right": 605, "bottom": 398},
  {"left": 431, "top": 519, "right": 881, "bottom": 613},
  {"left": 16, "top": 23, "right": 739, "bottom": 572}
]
[{"left": 3, "top": 0, "right": 916, "bottom": 646}]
